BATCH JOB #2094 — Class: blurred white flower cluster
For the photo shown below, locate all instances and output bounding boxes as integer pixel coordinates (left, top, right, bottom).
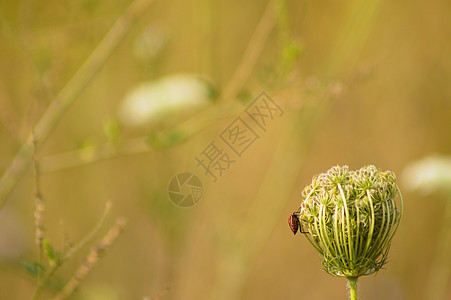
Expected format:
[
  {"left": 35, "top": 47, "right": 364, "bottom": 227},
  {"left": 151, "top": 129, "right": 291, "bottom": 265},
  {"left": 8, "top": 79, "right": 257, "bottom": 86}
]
[
  {"left": 402, "top": 155, "right": 451, "bottom": 195},
  {"left": 118, "top": 74, "right": 215, "bottom": 128}
]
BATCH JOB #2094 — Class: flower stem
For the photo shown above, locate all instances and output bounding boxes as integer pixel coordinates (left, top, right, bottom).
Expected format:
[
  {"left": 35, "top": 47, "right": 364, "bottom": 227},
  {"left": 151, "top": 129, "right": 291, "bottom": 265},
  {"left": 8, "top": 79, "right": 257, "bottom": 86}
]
[
  {"left": 347, "top": 277, "right": 358, "bottom": 300},
  {"left": 0, "top": 0, "right": 155, "bottom": 209}
]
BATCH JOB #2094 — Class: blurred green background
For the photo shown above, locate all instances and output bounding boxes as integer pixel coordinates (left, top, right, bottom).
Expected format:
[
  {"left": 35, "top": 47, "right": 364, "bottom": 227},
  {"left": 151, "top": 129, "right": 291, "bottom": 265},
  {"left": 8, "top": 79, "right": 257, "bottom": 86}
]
[{"left": 0, "top": 0, "right": 451, "bottom": 299}]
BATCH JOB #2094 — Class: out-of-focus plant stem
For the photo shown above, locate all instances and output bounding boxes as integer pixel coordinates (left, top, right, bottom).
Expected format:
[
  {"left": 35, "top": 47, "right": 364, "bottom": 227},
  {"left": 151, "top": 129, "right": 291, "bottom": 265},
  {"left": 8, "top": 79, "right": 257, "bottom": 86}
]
[
  {"left": 52, "top": 217, "right": 127, "bottom": 300},
  {"left": 32, "top": 201, "right": 112, "bottom": 300},
  {"left": 210, "top": 91, "right": 335, "bottom": 300},
  {"left": 40, "top": 138, "right": 151, "bottom": 173},
  {"left": 322, "top": 0, "right": 381, "bottom": 79},
  {"left": 39, "top": 99, "right": 244, "bottom": 172},
  {"left": 8, "top": 0, "right": 276, "bottom": 175},
  {"left": 221, "top": 0, "right": 276, "bottom": 102},
  {"left": 210, "top": 0, "right": 382, "bottom": 298},
  {"left": 427, "top": 198, "right": 451, "bottom": 300},
  {"left": 347, "top": 277, "right": 358, "bottom": 300},
  {"left": 0, "top": 0, "right": 155, "bottom": 208}
]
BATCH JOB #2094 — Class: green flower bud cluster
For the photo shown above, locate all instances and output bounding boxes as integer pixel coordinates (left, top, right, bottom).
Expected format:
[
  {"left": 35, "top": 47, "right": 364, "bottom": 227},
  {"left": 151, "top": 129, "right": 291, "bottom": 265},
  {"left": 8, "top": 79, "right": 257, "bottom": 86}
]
[{"left": 295, "top": 165, "right": 402, "bottom": 278}]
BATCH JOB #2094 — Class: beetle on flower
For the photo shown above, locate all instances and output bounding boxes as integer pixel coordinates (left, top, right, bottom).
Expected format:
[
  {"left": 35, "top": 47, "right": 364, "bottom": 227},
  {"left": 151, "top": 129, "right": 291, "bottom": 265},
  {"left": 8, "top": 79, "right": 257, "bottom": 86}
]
[{"left": 289, "top": 165, "right": 403, "bottom": 300}]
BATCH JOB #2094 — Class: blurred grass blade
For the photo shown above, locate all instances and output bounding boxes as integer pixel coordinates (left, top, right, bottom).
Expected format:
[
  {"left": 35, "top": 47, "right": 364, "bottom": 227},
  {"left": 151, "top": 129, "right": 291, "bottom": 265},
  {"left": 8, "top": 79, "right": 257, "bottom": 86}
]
[{"left": 0, "top": 0, "right": 155, "bottom": 208}]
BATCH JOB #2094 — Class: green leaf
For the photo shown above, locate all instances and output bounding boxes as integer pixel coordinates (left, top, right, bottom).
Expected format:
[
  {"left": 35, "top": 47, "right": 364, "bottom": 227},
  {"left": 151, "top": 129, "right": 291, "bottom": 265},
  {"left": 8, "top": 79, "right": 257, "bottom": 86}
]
[
  {"left": 43, "top": 239, "right": 60, "bottom": 267},
  {"left": 23, "top": 262, "right": 46, "bottom": 277},
  {"left": 103, "top": 118, "right": 121, "bottom": 142},
  {"left": 23, "top": 262, "right": 38, "bottom": 277},
  {"left": 147, "top": 130, "right": 184, "bottom": 149}
]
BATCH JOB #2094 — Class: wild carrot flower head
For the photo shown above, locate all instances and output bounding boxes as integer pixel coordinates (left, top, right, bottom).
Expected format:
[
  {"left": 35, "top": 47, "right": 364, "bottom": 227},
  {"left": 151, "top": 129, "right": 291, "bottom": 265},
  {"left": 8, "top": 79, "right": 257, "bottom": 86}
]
[{"left": 292, "top": 165, "right": 403, "bottom": 278}]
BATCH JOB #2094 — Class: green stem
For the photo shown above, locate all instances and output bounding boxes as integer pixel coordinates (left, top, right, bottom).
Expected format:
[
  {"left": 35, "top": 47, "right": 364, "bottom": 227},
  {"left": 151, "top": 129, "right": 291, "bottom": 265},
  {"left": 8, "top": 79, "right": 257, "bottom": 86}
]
[
  {"left": 0, "top": 0, "right": 155, "bottom": 209},
  {"left": 347, "top": 277, "right": 358, "bottom": 300}
]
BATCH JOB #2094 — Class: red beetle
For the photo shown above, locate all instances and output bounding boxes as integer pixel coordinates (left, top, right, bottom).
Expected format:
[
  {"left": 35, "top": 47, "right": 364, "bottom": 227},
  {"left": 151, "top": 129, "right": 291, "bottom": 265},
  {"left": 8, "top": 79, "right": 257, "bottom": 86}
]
[{"left": 288, "top": 212, "right": 300, "bottom": 235}]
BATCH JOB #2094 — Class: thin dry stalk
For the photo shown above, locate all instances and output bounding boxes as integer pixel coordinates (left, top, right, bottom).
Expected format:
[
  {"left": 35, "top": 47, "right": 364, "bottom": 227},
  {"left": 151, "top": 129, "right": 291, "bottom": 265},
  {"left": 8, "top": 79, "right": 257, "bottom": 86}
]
[
  {"left": 0, "top": 0, "right": 155, "bottom": 208},
  {"left": 221, "top": 0, "right": 276, "bottom": 102},
  {"left": 32, "top": 134, "right": 45, "bottom": 266},
  {"left": 53, "top": 217, "right": 127, "bottom": 300}
]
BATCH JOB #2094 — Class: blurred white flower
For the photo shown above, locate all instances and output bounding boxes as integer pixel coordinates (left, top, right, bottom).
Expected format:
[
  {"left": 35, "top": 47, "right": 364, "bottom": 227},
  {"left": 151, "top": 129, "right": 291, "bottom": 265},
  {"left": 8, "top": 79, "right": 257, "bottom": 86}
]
[
  {"left": 118, "top": 74, "right": 215, "bottom": 127},
  {"left": 402, "top": 155, "right": 451, "bottom": 195}
]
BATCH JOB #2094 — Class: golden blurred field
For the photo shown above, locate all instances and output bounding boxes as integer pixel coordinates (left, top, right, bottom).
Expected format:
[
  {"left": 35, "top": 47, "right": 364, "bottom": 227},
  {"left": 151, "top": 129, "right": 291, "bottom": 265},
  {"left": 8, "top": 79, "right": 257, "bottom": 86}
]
[{"left": 1, "top": 0, "right": 451, "bottom": 299}]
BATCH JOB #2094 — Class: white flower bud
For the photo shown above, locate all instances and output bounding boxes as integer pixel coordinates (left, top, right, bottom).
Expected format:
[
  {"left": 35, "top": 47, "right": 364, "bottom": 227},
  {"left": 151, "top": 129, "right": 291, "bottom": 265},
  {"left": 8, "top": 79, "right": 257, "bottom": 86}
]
[{"left": 118, "top": 74, "right": 215, "bottom": 127}]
